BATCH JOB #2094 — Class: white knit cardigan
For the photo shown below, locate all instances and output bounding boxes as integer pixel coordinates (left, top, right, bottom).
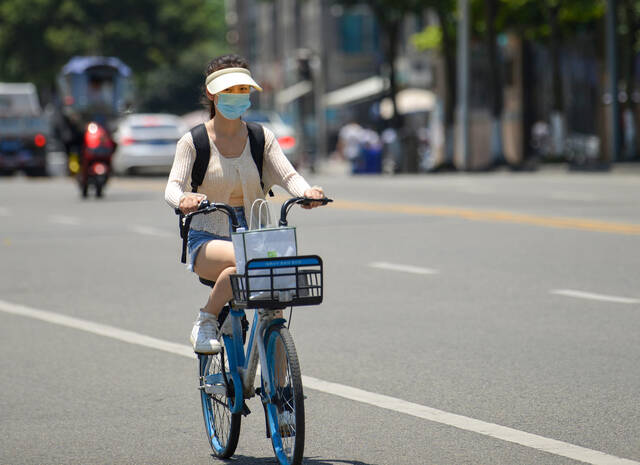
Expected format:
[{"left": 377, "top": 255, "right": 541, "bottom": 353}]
[{"left": 165, "top": 125, "right": 310, "bottom": 236}]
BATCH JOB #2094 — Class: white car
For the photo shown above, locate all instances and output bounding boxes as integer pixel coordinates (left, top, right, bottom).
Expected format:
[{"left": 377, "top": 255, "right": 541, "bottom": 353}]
[{"left": 112, "top": 113, "right": 186, "bottom": 174}]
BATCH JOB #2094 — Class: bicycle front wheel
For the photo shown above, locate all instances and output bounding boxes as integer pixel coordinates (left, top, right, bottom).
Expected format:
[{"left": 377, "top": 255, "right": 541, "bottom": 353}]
[
  {"left": 199, "top": 350, "right": 241, "bottom": 458},
  {"left": 264, "top": 325, "right": 305, "bottom": 465}
]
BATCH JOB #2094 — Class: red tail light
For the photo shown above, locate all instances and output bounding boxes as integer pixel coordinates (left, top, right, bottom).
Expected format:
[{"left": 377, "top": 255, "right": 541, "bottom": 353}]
[
  {"left": 121, "top": 136, "right": 134, "bottom": 145},
  {"left": 91, "top": 163, "right": 107, "bottom": 175},
  {"left": 34, "top": 133, "right": 46, "bottom": 147},
  {"left": 277, "top": 136, "right": 296, "bottom": 151},
  {"left": 64, "top": 96, "right": 74, "bottom": 106},
  {"left": 84, "top": 123, "right": 112, "bottom": 149}
]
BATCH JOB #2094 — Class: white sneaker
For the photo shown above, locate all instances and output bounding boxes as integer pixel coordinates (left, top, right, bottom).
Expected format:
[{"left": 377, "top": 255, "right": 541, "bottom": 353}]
[{"left": 190, "top": 311, "right": 221, "bottom": 354}]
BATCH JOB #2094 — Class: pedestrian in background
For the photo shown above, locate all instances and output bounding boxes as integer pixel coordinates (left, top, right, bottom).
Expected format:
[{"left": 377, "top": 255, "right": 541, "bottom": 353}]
[{"left": 336, "top": 119, "right": 364, "bottom": 162}]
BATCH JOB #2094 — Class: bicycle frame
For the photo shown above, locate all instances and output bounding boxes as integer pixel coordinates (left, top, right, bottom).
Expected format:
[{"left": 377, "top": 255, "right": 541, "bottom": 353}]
[
  {"left": 204, "top": 307, "right": 285, "bottom": 414},
  {"left": 191, "top": 197, "right": 331, "bottom": 412}
]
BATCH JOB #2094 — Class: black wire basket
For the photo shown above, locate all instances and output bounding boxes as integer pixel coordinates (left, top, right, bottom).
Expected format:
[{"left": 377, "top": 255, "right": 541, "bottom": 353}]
[{"left": 230, "top": 255, "right": 323, "bottom": 309}]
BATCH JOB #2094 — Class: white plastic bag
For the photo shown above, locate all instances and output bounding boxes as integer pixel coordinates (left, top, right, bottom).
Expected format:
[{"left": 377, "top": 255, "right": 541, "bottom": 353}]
[
  {"left": 232, "top": 200, "right": 297, "bottom": 298},
  {"left": 232, "top": 227, "right": 297, "bottom": 274}
]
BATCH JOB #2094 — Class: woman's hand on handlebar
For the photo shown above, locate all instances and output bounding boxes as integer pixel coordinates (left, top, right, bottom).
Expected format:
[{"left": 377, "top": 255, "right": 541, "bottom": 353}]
[
  {"left": 302, "top": 186, "right": 325, "bottom": 210},
  {"left": 179, "top": 193, "right": 207, "bottom": 214}
]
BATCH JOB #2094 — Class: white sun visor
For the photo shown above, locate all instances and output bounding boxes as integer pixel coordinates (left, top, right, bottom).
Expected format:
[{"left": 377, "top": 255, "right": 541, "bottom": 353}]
[{"left": 205, "top": 67, "right": 263, "bottom": 94}]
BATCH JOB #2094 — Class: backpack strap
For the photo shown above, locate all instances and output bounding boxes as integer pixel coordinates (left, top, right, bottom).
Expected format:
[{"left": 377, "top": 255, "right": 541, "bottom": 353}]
[
  {"left": 189, "top": 123, "right": 211, "bottom": 193},
  {"left": 246, "top": 121, "right": 274, "bottom": 197},
  {"left": 178, "top": 123, "right": 210, "bottom": 263}
]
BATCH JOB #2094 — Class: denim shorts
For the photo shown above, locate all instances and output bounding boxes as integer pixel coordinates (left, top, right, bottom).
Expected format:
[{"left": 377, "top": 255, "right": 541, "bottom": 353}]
[{"left": 187, "top": 206, "right": 248, "bottom": 272}]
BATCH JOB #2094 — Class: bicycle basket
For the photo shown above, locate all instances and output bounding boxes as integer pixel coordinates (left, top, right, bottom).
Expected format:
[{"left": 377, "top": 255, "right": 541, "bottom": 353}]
[{"left": 230, "top": 255, "right": 323, "bottom": 309}]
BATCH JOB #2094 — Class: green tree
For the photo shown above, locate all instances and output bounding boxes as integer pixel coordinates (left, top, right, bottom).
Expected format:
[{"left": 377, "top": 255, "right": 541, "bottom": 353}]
[
  {"left": 500, "top": 0, "right": 604, "bottom": 113},
  {"left": 0, "top": 0, "right": 228, "bottom": 113},
  {"left": 620, "top": 0, "right": 640, "bottom": 109},
  {"left": 411, "top": 0, "right": 458, "bottom": 168},
  {"left": 618, "top": 0, "right": 640, "bottom": 158},
  {"left": 498, "top": 0, "right": 605, "bottom": 156},
  {"left": 413, "top": 0, "right": 606, "bottom": 162}
]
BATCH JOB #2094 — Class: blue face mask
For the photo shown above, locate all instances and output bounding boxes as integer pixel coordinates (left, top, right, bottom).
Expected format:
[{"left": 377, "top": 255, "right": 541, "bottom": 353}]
[{"left": 216, "top": 93, "right": 251, "bottom": 120}]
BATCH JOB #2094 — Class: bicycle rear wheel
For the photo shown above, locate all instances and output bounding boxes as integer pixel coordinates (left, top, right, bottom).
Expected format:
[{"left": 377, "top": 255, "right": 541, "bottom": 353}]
[
  {"left": 199, "top": 350, "right": 241, "bottom": 458},
  {"left": 263, "top": 325, "right": 305, "bottom": 465}
]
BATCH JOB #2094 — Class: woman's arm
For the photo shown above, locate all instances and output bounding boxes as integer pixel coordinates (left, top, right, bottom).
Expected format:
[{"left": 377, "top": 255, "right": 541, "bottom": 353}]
[
  {"left": 165, "top": 133, "right": 207, "bottom": 213},
  {"left": 261, "top": 127, "right": 325, "bottom": 208}
]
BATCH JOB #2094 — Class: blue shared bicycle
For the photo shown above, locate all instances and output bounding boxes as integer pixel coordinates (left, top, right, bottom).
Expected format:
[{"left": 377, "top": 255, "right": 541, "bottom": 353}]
[{"left": 183, "top": 197, "right": 331, "bottom": 465}]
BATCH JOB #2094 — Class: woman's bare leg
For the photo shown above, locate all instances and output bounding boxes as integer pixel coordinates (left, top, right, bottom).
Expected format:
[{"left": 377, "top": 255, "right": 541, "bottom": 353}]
[
  {"left": 193, "top": 240, "right": 236, "bottom": 316},
  {"left": 203, "top": 266, "right": 235, "bottom": 315},
  {"left": 193, "top": 238, "right": 286, "bottom": 318}
]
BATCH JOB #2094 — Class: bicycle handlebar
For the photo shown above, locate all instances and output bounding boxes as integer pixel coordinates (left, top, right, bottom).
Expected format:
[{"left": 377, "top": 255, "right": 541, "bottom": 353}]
[
  {"left": 175, "top": 196, "right": 332, "bottom": 231},
  {"left": 278, "top": 197, "right": 333, "bottom": 227},
  {"left": 174, "top": 200, "right": 240, "bottom": 230}
]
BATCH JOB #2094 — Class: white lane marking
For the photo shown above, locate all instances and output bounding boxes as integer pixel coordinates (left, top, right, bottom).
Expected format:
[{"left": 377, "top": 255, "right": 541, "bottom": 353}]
[
  {"left": 301, "top": 376, "right": 640, "bottom": 465},
  {"left": 1, "top": 299, "right": 638, "bottom": 465},
  {"left": 551, "top": 289, "right": 640, "bottom": 305},
  {"left": 369, "top": 261, "right": 439, "bottom": 275},
  {"left": 0, "top": 300, "right": 195, "bottom": 359},
  {"left": 48, "top": 215, "right": 81, "bottom": 226},
  {"left": 130, "top": 225, "right": 174, "bottom": 238},
  {"left": 0, "top": 206, "right": 10, "bottom": 216}
]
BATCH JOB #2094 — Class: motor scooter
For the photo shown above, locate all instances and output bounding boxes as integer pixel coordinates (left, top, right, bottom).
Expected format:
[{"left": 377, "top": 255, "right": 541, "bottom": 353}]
[
  {"left": 53, "top": 56, "right": 132, "bottom": 198},
  {"left": 78, "top": 121, "right": 115, "bottom": 198}
]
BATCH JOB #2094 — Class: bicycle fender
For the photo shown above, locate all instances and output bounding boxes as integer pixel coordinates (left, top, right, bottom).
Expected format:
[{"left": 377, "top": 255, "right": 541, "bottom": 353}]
[{"left": 263, "top": 318, "right": 286, "bottom": 336}]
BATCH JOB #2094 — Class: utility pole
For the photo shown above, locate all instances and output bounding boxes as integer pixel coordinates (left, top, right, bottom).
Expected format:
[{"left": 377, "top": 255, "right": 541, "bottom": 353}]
[
  {"left": 457, "top": 0, "right": 470, "bottom": 169},
  {"left": 312, "top": 52, "right": 326, "bottom": 171},
  {"left": 606, "top": 0, "right": 620, "bottom": 163}
]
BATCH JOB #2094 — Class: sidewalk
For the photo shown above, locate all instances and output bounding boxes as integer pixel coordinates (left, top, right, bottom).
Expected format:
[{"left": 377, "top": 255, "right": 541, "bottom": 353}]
[
  {"left": 313, "top": 157, "right": 351, "bottom": 177},
  {"left": 307, "top": 157, "right": 640, "bottom": 178}
]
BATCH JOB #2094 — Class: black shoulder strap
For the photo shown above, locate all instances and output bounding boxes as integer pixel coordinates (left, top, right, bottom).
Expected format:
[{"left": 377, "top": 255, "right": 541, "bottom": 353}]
[
  {"left": 246, "top": 121, "right": 274, "bottom": 197},
  {"left": 178, "top": 123, "right": 210, "bottom": 264},
  {"left": 189, "top": 123, "right": 210, "bottom": 193}
]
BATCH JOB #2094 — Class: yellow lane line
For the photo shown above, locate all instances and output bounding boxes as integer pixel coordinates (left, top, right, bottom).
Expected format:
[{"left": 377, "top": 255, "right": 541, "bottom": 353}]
[
  {"left": 113, "top": 181, "right": 640, "bottom": 235},
  {"left": 329, "top": 199, "right": 640, "bottom": 235}
]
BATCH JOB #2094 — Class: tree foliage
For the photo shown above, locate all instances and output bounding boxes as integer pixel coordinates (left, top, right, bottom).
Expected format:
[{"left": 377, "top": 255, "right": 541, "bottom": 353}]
[
  {"left": 0, "top": 0, "right": 229, "bottom": 113},
  {"left": 411, "top": 0, "right": 606, "bottom": 49},
  {"left": 495, "top": 0, "right": 605, "bottom": 39}
]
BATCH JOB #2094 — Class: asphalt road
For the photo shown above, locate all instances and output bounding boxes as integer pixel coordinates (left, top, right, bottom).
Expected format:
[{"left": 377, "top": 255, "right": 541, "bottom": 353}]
[{"left": 1, "top": 167, "right": 639, "bottom": 465}]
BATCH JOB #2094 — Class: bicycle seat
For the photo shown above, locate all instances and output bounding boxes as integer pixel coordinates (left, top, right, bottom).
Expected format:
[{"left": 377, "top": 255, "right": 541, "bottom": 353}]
[{"left": 199, "top": 277, "right": 215, "bottom": 287}]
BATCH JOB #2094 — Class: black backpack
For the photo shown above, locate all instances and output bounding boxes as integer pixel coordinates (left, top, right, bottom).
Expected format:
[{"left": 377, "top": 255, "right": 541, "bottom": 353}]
[{"left": 178, "top": 121, "right": 273, "bottom": 264}]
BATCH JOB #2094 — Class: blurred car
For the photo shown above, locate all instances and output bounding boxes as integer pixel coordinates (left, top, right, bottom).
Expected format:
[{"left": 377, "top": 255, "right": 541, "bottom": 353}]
[
  {"left": 0, "top": 82, "right": 49, "bottom": 176},
  {"left": 112, "top": 113, "right": 186, "bottom": 175},
  {"left": 242, "top": 110, "right": 301, "bottom": 167}
]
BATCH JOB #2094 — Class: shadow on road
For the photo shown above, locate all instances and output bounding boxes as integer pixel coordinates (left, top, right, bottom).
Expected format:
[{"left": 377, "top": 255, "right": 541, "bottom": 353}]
[{"left": 215, "top": 455, "right": 379, "bottom": 465}]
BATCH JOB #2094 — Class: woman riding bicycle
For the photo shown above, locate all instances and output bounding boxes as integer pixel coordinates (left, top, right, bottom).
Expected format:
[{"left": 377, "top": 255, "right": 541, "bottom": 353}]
[{"left": 165, "top": 54, "right": 324, "bottom": 355}]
